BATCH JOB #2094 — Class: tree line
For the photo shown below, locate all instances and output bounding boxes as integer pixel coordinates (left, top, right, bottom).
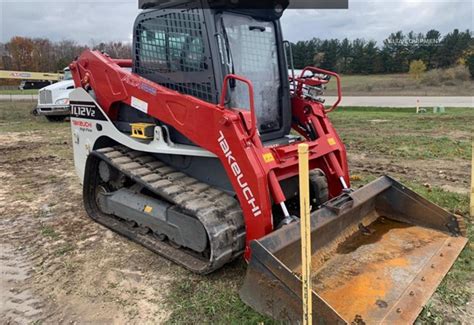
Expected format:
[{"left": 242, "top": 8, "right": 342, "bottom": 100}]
[
  {"left": 0, "top": 37, "right": 131, "bottom": 73},
  {"left": 291, "top": 29, "right": 472, "bottom": 74},
  {"left": 0, "top": 28, "right": 472, "bottom": 75}
]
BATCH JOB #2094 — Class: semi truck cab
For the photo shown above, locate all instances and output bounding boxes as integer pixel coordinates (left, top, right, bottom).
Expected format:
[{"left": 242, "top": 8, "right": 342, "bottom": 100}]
[{"left": 33, "top": 68, "right": 74, "bottom": 122}]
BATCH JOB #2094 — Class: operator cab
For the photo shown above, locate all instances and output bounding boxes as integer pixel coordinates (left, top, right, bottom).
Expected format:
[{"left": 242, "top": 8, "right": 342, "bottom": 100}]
[{"left": 133, "top": 0, "right": 292, "bottom": 143}]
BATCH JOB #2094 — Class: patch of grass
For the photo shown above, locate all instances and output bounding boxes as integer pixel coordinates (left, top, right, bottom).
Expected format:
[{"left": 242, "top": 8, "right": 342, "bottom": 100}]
[
  {"left": 165, "top": 261, "right": 274, "bottom": 324},
  {"left": 407, "top": 182, "right": 470, "bottom": 213},
  {"left": 41, "top": 225, "right": 60, "bottom": 240},
  {"left": 332, "top": 107, "right": 473, "bottom": 160},
  {"left": 62, "top": 261, "right": 79, "bottom": 274},
  {"left": 55, "top": 243, "right": 74, "bottom": 256},
  {"left": 417, "top": 303, "right": 444, "bottom": 324},
  {"left": 324, "top": 73, "right": 474, "bottom": 96},
  {"left": 0, "top": 101, "right": 69, "bottom": 133},
  {"left": 0, "top": 89, "right": 38, "bottom": 95},
  {"left": 350, "top": 134, "right": 470, "bottom": 159},
  {"left": 350, "top": 173, "right": 377, "bottom": 188}
]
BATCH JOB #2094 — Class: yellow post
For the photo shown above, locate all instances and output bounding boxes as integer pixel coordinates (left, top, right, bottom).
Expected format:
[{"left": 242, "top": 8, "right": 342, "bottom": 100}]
[
  {"left": 298, "top": 143, "right": 312, "bottom": 325},
  {"left": 470, "top": 141, "right": 474, "bottom": 218}
]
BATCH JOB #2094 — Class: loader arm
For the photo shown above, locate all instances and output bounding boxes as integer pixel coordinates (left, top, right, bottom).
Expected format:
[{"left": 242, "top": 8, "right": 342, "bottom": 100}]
[{"left": 70, "top": 51, "right": 350, "bottom": 259}]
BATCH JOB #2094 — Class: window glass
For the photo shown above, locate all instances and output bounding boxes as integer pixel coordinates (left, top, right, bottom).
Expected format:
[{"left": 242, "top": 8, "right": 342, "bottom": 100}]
[
  {"left": 63, "top": 69, "right": 73, "bottom": 80},
  {"left": 135, "top": 10, "right": 214, "bottom": 102},
  {"left": 139, "top": 28, "right": 167, "bottom": 71},
  {"left": 138, "top": 14, "right": 205, "bottom": 73},
  {"left": 222, "top": 13, "right": 281, "bottom": 132}
]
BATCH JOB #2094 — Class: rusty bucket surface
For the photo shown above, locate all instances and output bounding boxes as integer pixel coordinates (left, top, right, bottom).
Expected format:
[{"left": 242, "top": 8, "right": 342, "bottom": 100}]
[{"left": 240, "top": 176, "right": 467, "bottom": 324}]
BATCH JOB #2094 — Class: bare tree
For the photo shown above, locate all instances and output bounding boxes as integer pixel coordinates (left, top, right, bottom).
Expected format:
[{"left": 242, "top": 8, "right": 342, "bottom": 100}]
[
  {"left": 32, "top": 38, "right": 55, "bottom": 71},
  {"left": 93, "top": 41, "right": 132, "bottom": 59},
  {"left": 54, "top": 40, "right": 89, "bottom": 70},
  {"left": 0, "top": 42, "right": 6, "bottom": 69},
  {"left": 6, "top": 37, "right": 36, "bottom": 71}
]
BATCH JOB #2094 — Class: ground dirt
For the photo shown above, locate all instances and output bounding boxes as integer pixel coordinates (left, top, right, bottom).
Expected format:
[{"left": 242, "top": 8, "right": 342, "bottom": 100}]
[
  {"left": 0, "top": 103, "right": 472, "bottom": 324},
  {"left": 349, "top": 152, "right": 471, "bottom": 195},
  {"left": 0, "top": 129, "right": 178, "bottom": 324}
]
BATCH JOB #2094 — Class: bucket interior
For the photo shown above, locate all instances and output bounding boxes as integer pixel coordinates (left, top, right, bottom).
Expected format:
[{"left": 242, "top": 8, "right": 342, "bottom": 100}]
[
  {"left": 241, "top": 177, "right": 467, "bottom": 324},
  {"left": 293, "top": 215, "right": 459, "bottom": 323}
]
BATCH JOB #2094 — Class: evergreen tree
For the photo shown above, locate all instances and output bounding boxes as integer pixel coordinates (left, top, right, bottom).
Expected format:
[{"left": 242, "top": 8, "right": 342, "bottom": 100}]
[{"left": 337, "top": 38, "right": 352, "bottom": 73}]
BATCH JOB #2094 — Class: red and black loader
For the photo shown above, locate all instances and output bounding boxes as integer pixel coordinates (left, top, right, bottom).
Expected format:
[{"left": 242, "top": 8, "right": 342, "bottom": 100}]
[{"left": 68, "top": 1, "right": 467, "bottom": 323}]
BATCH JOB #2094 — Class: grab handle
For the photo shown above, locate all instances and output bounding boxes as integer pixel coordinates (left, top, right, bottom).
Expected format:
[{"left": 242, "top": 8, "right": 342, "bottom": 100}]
[{"left": 219, "top": 74, "right": 257, "bottom": 139}]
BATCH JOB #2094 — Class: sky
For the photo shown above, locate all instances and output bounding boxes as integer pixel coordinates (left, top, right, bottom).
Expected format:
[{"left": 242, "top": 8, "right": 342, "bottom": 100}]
[{"left": 0, "top": 0, "right": 472, "bottom": 46}]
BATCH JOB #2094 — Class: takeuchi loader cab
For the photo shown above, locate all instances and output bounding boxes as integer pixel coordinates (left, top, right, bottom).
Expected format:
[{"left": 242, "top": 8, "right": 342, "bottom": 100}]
[
  {"left": 135, "top": 2, "right": 292, "bottom": 142},
  {"left": 68, "top": 0, "right": 467, "bottom": 323}
]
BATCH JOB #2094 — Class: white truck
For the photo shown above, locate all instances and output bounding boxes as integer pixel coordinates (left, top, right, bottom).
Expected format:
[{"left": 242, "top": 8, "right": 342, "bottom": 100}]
[{"left": 33, "top": 68, "right": 74, "bottom": 122}]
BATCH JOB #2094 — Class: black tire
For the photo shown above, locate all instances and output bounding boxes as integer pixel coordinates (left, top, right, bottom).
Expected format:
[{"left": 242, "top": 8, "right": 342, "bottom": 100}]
[
  {"left": 46, "top": 115, "right": 67, "bottom": 122},
  {"left": 309, "top": 169, "right": 329, "bottom": 207}
]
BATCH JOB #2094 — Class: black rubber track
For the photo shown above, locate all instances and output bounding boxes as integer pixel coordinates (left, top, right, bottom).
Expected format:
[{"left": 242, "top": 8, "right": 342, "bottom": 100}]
[{"left": 83, "top": 145, "right": 246, "bottom": 274}]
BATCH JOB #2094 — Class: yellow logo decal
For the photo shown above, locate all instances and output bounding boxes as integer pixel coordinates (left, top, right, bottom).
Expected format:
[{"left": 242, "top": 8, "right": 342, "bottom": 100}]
[
  {"left": 263, "top": 152, "right": 275, "bottom": 163},
  {"left": 328, "top": 138, "right": 337, "bottom": 146},
  {"left": 144, "top": 205, "right": 153, "bottom": 213}
]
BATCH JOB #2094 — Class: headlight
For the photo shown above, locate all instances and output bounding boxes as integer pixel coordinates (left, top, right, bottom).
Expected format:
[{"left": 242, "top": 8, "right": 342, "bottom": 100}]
[{"left": 55, "top": 98, "right": 70, "bottom": 105}]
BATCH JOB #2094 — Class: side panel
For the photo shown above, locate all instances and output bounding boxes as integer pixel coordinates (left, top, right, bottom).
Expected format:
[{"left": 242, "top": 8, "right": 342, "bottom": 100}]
[{"left": 69, "top": 88, "right": 215, "bottom": 183}]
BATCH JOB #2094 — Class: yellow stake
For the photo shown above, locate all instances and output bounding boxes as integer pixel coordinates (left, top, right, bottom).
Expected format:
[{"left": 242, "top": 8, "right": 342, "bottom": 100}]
[
  {"left": 471, "top": 141, "right": 474, "bottom": 217},
  {"left": 298, "top": 143, "right": 312, "bottom": 325}
]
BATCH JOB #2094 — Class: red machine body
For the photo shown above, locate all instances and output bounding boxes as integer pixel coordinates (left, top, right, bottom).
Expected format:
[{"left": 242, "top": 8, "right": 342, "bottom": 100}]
[{"left": 70, "top": 51, "right": 349, "bottom": 259}]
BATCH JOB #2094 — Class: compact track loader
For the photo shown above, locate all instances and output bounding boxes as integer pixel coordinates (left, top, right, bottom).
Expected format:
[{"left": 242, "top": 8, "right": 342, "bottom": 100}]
[{"left": 69, "top": 1, "right": 467, "bottom": 323}]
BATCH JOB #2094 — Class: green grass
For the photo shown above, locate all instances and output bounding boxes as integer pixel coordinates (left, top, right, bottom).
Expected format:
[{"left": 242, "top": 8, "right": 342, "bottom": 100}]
[
  {"left": 331, "top": 107, "right": 473, "bottom": 160},
  {"left": 0, "top": 89, "right": 38, "bottom": 95},
  {"left": 41, "top": 225, "right": 60, "bottom": 240},
  {"left": 165, "top": 261, "right": 274, "bottom": 324},
  {"left": 55, "top": 243, "right": 75, "bottom": 256},
  {"left": 0, "top": 101, "right": 69, "bottom": 133},
  {"left": 0, "top": 102, "right": 71, "bottom": 162},
  {"left": 324, "top": 73, "right": 474, "bottom": 96}
]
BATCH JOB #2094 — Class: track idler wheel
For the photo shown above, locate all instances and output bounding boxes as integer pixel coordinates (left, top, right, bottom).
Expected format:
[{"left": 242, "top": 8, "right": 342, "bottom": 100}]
[
  {"left": 153, "top": 232, "right": 167, "bottom": 241},
  {"left": 126, "top": 220, "right": 138, "bottom": 228},
  {"left": 138, "top": 226, "right": 150, "bottom": 235},
  {"left": 309, "top": 169, "right": 329, "bottom": 207}
]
